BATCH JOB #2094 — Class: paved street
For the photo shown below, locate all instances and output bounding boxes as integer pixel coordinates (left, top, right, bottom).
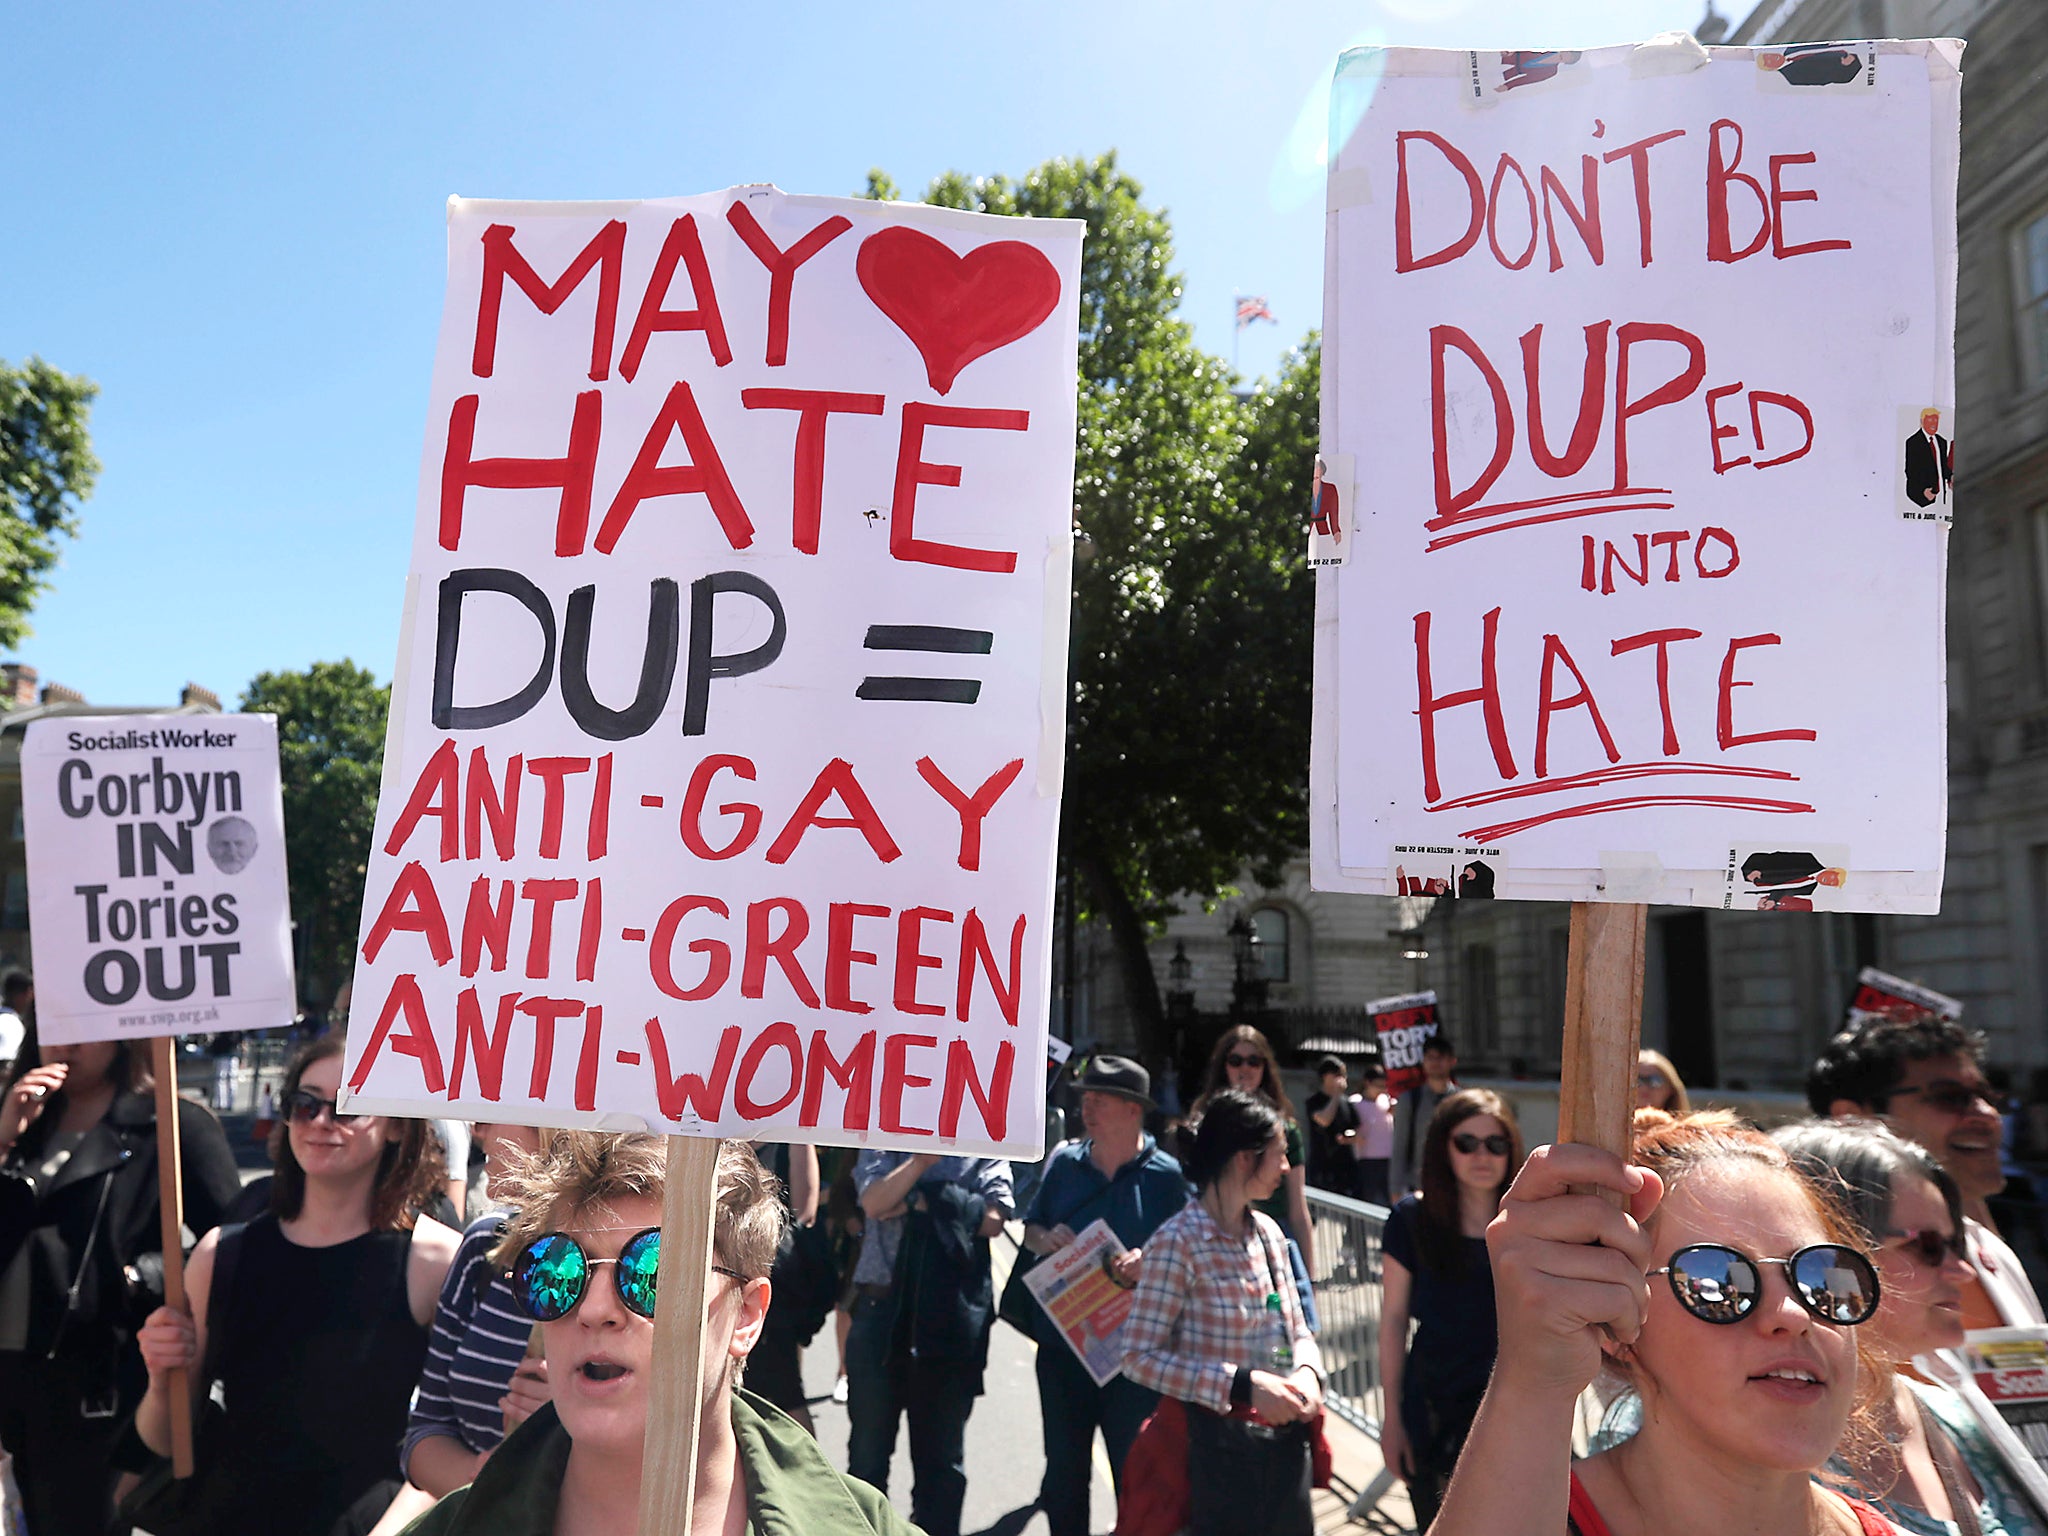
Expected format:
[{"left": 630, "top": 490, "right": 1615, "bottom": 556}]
[{"left": 796, "top": 1236, "right": 1117, "bottom": 1536}]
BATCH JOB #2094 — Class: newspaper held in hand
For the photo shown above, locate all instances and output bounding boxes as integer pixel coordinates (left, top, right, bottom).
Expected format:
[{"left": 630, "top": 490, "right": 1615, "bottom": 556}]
[
  {"left": 1930, "top": 1327, "right": 2048, "bottom": 1520},
  {"left": 1022, "top": 1218, "right": 1134, "bottom": 1386}
]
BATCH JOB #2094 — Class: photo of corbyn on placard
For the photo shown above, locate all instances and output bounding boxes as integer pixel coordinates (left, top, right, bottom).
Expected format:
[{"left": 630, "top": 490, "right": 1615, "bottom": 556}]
[{"left": 206, "top": 814, "right": 259, "bottom": 874}]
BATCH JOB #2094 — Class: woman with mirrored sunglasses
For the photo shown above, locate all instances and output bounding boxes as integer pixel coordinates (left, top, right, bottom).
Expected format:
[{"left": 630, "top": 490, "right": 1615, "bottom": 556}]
[
  {"left": 132, "top": 1035, "right": 459, "bottom": 1536},
  {"left": 1377, "top": 1088, "right": 1524, "bottom": 1531},
  {"left": 396, "top": 1132, "right": 920, "bottom": 1536},
  {"left": 1428, "top": 1109, "right": 1905, "bottom": 1536},
  {"left": 1776, "top": 1119, "right": 2044, "bottom": 1536}
]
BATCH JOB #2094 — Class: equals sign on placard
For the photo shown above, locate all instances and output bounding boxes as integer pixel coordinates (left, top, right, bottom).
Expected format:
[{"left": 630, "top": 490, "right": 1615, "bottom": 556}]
[{"left": 856, "top": 625, "right": 993, "bottom": 704}]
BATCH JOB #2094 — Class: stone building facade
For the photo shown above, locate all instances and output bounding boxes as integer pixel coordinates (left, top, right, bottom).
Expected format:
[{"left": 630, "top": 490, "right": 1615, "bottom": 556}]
[{"left": 1070, "top": 0, "right": 2048, "bottom": 1101}]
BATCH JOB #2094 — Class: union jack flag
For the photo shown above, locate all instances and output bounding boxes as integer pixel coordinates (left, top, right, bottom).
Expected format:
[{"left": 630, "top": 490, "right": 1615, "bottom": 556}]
[{"left": 1235, "top": 295, "right": 1275, "bottom": 329}]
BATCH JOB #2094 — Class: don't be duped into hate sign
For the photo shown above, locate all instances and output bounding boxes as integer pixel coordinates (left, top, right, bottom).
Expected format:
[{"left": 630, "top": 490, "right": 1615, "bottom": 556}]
[
  {"left": 1311, "top": 41, "right": 1960, "bottom": 914},
  {"left": 22, "top": 715, "right": 295, "bottom": 1045},
  {"left": 342, "top": 188, "right": 1083, "bottom": 1157}
]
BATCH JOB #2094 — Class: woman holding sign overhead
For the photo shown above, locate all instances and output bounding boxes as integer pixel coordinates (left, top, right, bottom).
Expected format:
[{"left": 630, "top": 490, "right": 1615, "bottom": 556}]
[
  {"left": 1428, "top": 1111, "right": 1901, "bottom": 1536},
  {"left": 0, "top": 1029, "right": 240, "bottom": 1536},
  {"left": 132, "top": 1035, "right": 458, "bottom": 1536}
]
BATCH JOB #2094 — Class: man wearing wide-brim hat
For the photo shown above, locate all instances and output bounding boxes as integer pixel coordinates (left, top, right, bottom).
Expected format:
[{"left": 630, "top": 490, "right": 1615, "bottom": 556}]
[{"left": 1018, "top": 1055, "right": 1192, "bottom": 1536}]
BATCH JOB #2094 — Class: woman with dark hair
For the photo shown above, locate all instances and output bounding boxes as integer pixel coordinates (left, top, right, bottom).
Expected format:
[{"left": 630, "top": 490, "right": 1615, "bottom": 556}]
[
  {"left": 134, "top": 1035, "right": 459, "bottom": 1536},
  {"left": 0, "top": 1030, "right": 240, "bottom": 1533},
  {"left": 1775, "top": 1119, "right": 2041, "bottom": 1536},
  {"left": 1123, "top": 1089, "right": 1326, "bottom": 1536},
  {"left": 1376, "top": 1088, "right": 1523, "bottom": 1530},
  {"left": 1191, "top": 1027, "right": 1314, "bottom": 1262}
]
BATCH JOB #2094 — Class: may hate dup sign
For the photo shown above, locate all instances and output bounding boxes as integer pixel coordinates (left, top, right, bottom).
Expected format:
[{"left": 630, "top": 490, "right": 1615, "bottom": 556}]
[{"left": 342, "top": 188, "right": 1082, "bottom": 1156}]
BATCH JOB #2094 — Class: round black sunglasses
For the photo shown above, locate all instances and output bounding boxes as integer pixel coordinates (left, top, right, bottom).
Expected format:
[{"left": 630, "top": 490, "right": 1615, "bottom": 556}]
[{"left": 1649, "top": 1243, "right": 1880, "bottom": 1327}]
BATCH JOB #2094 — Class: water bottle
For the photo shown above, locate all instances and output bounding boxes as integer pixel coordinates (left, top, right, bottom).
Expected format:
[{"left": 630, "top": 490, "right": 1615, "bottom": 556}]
[{"left": 1264, "top": 1292, "right": 1292, "bottom": 1372}]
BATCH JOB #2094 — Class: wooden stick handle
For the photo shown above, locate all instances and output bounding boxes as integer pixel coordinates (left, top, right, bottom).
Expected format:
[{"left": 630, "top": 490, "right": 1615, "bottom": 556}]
[
  {"left": 638, "top": 1136, "right": 723, "bottom": 1536},
  {"left": 151, "top": 1036, "right": 194, "bottom": 1479},
  {"left": 1556, "top": 902, "right": 1647, "bottom": 1187}
]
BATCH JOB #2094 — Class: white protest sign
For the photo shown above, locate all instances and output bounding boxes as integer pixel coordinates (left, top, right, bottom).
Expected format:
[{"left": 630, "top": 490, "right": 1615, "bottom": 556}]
[
  {"left": 341, "top": 188, "right": 1081, "bottom": 1157},
  {"left": 1310, "top": 41, "right": 1960, "bottom": 912},
  {"left": 23, "top": 715, "right": 295, "bottom": 1044}
]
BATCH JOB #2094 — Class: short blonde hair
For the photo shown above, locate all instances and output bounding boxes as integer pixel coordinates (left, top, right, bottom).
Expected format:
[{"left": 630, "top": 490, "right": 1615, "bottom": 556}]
[{"left": 493, "top": 1133, "right": 786, "bottom": 1281}]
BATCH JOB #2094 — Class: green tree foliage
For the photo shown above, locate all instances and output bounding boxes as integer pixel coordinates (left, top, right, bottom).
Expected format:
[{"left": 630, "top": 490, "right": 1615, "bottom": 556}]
[
  {"left": 0, "top": 357, "right": 100, "bottom": 647},
  {"left": 240, "top": 661, "right": 391, "bottom": 1015},
  {"left": 867, "top": 156, "right": 1316, "bottom": 1057}
]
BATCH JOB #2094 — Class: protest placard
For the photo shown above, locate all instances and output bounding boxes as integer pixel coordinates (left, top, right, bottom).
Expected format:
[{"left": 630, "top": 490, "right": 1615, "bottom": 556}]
[
  {"left": 1844, "top": 964, "right": 1962, "bottom": 1030},
  {"left": 1368, "top": 990, "right": 1441, "bottom": 1097},
  {"left": 340, "top": 188, "right": 1083, "bottom": 1159},
  {"left": 1021, "top": 1218, "right": 1135, "bottom": 1387},
  {"left": 1310, "top": 40, "right": 1961, "bottom": 914},
  {"left": 22, "top": 714, "right": 294, "bottom": 1045}
]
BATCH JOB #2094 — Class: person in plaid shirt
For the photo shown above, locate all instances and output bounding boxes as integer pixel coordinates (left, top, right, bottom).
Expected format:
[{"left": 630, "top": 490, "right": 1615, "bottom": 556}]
[{"left": 1122, "top": 1090, "right": 1325, "bottom": 1536}]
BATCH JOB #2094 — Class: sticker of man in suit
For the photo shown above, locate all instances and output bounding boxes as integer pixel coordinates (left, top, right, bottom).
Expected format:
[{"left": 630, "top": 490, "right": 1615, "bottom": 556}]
[
  {"left": 1756, "top": 43, "right": 1869, "bottom": 88},
  {"left": 1725, "top": 846, "right": 1848, "bottom": 911},
  {"left": 1904, "top": 406, "right": 1954, "bottom": 513}
]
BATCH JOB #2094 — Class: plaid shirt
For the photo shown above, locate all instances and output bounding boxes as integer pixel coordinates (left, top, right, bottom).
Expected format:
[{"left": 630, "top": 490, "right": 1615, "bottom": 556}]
[{"left": 1121, "top": 1198, "right": 1323, "bottom": 1413}]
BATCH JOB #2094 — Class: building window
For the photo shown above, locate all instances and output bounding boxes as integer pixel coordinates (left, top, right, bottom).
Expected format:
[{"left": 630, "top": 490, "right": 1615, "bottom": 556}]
[
  {"left": 2017, "top": 210, "right": 2048, "bottom": 390},
  {"left": 1252, "top": 907, "right": 1290, "bottom": 983},
  {"left": 2032, "top": 505, "right": 2048, "bottom": 691},
  {"left": 1461, "top": 942, "right": 1499, "bottom": 1056},
  {"left": 1, "top": 872, "right": 25, "bottom": 930}
]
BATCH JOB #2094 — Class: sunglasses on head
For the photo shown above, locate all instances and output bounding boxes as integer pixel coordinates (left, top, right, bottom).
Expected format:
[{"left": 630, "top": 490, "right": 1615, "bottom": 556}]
[
  {"left": 1888, "top": 1227, "right": 1969, "bottom": 1267},
  {"left": 1650, "top": 1243, "right": 1880, "bottom": 1326},
  {"left": 1225, "top": 1053, "right": 1264, "bottom": 1071},
  {"left": 1887, "top": 1080, "right": 2004, "bottom": 1115},
  {"left": 281, "top": 1089, "right": 358, "bottom": 1125}
]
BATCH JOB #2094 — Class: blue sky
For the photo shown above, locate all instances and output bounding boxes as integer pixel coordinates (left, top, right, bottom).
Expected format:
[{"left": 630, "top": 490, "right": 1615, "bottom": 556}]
[{"left": 7, "top": 0, "right": 1708, "bottom": 705}]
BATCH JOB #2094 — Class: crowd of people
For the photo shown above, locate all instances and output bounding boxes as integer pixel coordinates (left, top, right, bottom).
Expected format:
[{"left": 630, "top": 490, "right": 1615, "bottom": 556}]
[{"left": 0, "top": 995, "right": 2041, "bottom": 1536}]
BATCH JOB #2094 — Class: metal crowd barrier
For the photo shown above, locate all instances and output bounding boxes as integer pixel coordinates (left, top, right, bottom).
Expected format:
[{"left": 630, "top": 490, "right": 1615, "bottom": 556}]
[{"left": 1304, "top": 1186, "right": 1391, "bottom": 1435}]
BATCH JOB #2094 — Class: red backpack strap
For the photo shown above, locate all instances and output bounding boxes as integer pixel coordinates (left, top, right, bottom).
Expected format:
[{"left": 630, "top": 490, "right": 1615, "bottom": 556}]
[{"left": 1566, "top": 1471, "right": 1612, "bottom": 1536}]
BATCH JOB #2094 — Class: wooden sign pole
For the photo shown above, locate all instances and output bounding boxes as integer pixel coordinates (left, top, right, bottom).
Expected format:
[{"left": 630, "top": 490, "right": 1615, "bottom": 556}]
[
  {"left": 1555, "top": 903, "right": 1648, "bottom": 1169},
  {"left": 637, "top": 1136, "right": 724, "bottom": 1536},
  {"left": 149, "top": 1035, "right": 195, "bottom": 1478}
]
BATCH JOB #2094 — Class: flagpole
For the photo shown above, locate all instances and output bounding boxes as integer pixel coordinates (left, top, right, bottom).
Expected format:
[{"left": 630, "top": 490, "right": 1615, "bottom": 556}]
[{"left": 1231, "top": 293, "right": 1240, "bottom": 375}]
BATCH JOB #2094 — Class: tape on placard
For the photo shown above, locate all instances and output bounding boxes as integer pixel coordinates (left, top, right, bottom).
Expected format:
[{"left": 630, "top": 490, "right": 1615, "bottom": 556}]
[
  {"left": 1596, "top": 852, "right": 1665, "bottom": 902},
  {"left": 1326, "top": 168, "right": 1374, "bottom": 211},
  {"left": 1629, "top": 30, "right": 1711, "bottom": 77}
]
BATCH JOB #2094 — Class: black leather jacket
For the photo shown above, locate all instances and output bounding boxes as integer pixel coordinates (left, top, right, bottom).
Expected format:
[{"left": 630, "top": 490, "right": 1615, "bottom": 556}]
[{"left": 0, "top": 1090, "right": 241, "bottom": 1376}]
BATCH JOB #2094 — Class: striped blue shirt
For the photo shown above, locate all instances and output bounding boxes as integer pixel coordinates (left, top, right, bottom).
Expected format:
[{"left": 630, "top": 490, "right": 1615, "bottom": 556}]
[{"left": 400, "top": 1212, "right": 532, "bottom": 1473}]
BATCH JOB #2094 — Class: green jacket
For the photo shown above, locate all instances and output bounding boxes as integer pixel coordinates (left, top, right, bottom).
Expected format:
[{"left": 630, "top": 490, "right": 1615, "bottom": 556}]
[{"left": 401, "top": 1389, "right": 923, "bottom": 1536}]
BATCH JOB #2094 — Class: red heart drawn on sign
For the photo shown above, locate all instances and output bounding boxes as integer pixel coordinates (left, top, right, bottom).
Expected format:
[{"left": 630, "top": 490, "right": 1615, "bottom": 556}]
[{"left": 855, "top": 226, "right": 1062, "bottom": 395}]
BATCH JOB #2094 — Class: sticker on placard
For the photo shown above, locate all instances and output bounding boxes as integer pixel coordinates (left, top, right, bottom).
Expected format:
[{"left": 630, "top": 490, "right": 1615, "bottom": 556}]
[
  {"left": 1392, "top": 842, "right": 1502, "bottom": 899},
  {"left": 1307, "top": 452, "right": 1355, "bottom": 568},
  {"left": 1753, "top": 43, "right": 1877, "bottom": 93},
  {"left": 1465, "top": 49, "right": 1587, "bottom": 103},
  {"left": 1723, "top": 843, "right": 1851, "bottom": 911},
  {"left": 1897, "top": 403, "right": 1955, "bottom": 524}
]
